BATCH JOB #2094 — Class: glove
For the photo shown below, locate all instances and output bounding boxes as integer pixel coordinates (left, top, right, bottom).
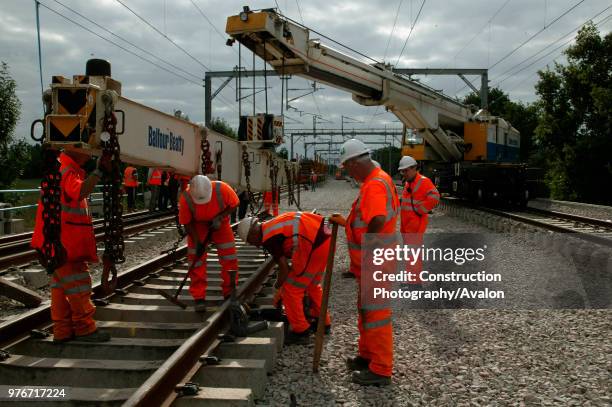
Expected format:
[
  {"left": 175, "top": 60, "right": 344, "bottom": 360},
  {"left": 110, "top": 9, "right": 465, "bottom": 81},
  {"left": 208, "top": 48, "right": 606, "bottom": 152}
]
[
  {"left": 101, "top": 257, "right": 117, "bottom": 295},
  {"left": 211, "top": 216, "right": 223, "bottom": 230},
  {"left": 329, "top": 213, "right": 346, "bottom": 226}
]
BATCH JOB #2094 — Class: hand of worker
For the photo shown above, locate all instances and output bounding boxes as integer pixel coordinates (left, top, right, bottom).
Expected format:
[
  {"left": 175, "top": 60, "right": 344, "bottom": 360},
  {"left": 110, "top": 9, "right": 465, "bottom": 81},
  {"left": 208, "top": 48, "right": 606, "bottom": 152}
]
[
  {"left": 329, "top": 213, "right": 346, "bottom": 226},
  {"left": 211, "top": 215, "right": 222, "bottom": 230},
  {"left": 101, "top": 257, "right": 118, "bottom": 295}
]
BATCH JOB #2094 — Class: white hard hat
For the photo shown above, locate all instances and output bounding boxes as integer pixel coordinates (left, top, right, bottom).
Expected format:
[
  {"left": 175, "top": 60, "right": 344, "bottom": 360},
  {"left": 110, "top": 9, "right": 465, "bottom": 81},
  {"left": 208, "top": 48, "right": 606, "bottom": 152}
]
[
  {"left": 398, "top": 156, "right": 418, "bottom": 170},
  {"left": 237, "top": 216, "right": 256, "bottom": 242},
  {"left": 372, "top": 160, "right": 381, "bottom": 168},
  {"left": 189, "top": 175, "right": 212, "bottom": 204},
  {"left": 339, "top": 139, "right": 370, "bottom": 168}
]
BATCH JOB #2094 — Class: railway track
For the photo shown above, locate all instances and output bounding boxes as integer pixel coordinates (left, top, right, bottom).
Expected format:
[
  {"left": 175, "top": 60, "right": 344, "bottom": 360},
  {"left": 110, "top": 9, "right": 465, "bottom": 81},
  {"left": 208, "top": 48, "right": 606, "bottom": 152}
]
[
  {"left": 0, "top": 210, "right": 177, "bottom": 272},
  {"left": 442, "top": 198, "right": 612, "bottom": 248},
  {"left": 0, "top": 226, "right": 282, "bottom": 406}
]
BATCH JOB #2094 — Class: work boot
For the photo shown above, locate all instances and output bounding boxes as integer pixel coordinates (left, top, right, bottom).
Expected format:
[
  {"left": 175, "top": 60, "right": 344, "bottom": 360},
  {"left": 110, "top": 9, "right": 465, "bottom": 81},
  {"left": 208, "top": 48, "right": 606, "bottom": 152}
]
[
  {"left": 346, "top": 356, "right": 370, "bottom": 371},
  {"left": 351, "top": 369, "right": 391, "bottom": 386},
  {"left": 194, "top": 299, "right": 207, "bottom": 313},
  {"left": 284, "top": 329, "right": 312, "bottom": 346},
  {"left": 75, "top": 330, "right": 111, "bottom": 342}
]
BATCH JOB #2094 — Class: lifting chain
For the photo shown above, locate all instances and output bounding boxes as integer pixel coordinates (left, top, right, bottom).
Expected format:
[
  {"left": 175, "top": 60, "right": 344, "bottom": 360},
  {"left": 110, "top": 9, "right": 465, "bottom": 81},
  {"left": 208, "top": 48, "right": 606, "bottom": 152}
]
[
  {"left": 215, "top": 149, "right": 222, "bottom": 180},
  {"left": 39, "top": 147, "right": 66, "bottom": 274},
  {"left": 284, "top": 162, "right": 293, "bottom": 206},
  {"left": 201, "top": 132, "right": 214, "bottom": 175},
  {"left": 101, "top": 102, "right": 125, "bottom": 267},
  {"left": 241, "top": 145, "right": 257, "bottom": 215},
  {"left": 270, "top": 158, "right": 279, "bottom": 212}
]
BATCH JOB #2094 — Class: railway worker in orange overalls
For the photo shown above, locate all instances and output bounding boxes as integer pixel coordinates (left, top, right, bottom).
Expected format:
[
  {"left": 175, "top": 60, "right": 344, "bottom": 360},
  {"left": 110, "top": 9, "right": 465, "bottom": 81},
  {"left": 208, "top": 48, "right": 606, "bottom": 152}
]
[
  {"left": 398, "top": 156, "right": 440, "bottom": 284},
  {"left": 147, "top": 167, "right": 162, "bottom": 211},
  {"left": 336, "top": 138, "right": 400, "bottom": 386},
  {"left": 237, "top": 212, "right": 332, "bottom": 345},
  {"left": 31, "top": 150, "right": 111, "bottom": 342},
  {"left": 178, "top": 175, "right": 239, "bottom": 312},
  {"left": 123, "top": 165, "right": 138, "bottom": 212}
]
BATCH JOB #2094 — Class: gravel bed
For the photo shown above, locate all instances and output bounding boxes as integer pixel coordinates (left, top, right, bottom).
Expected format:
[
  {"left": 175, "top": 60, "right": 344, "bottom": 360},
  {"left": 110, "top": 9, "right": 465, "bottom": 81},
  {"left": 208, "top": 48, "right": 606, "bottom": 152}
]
[
  {"left": 259, "top": 179, "right": 611, "bottom": 406},
  {"left": 529, "top": 198, "right": 612, "bottom": 221},
  {"left": 0, "top": 223, "right": 180, "bottom": 322}
]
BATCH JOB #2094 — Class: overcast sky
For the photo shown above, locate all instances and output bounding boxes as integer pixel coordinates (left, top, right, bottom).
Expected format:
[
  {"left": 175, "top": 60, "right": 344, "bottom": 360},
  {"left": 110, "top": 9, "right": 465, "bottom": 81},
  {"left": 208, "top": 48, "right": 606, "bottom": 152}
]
[{"left": 2, "top": 0, "right": 611, "bottom": 159}]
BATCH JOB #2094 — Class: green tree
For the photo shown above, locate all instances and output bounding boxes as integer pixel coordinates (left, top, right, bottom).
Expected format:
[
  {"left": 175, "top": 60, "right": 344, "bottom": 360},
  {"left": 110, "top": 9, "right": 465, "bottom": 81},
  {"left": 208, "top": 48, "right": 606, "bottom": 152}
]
[
  {"left": 278, "top": 147, "right": 288, "bottom": 159},
  {"left": 534, "top": 23, "right": 611, "bottom": 203},
  {"left": 210, "top": 117, "right": 237, "bottom": 139},
  {"left": 0, "top": 62, "right": 25, "bottom": 192},
  {"left": 371, "top": 146, "right": 402, "bottom": 176},
  {"left": 463, "top": 87, "right": 539, "bottom": 162}
]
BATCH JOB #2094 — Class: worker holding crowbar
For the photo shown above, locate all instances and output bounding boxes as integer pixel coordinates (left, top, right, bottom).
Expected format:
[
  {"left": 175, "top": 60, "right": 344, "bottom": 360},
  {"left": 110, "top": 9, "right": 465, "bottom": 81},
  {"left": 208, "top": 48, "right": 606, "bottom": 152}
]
[
  {"left": 174, "top": 175, "right": 240, "bottom": 312},
  {"left": 238, "top": 211, "right": 333, "bottom": 345}
]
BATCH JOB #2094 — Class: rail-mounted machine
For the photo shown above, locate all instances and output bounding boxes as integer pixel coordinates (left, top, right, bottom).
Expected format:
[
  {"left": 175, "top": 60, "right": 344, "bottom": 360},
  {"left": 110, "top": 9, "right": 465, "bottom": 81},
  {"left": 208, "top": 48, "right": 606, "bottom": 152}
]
[{"left": 226, "top": 7, "right": 535, "bottom": 206}]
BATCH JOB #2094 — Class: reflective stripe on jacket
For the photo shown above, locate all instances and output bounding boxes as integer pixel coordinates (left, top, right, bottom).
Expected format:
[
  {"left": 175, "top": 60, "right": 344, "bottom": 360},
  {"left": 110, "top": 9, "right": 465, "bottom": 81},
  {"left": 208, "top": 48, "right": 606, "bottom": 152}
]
[
  {"left": 400, "top": 172, "right": 439, "bottom": 234},
  {"left": 31, "top": 153, "right": 98, "bottom": 263}
]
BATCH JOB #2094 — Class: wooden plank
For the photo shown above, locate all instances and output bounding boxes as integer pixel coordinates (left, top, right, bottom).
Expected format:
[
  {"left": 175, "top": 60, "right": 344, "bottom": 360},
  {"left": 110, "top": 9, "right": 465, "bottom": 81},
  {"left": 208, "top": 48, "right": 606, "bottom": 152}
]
[{"left": 0, "top": 277, "right": 43, "bottom": 307}]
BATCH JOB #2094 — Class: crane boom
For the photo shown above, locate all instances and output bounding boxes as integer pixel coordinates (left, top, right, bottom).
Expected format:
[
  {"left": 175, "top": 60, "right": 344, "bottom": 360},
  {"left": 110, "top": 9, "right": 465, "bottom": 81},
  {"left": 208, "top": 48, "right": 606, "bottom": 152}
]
[{"left": 226, "top": 9, "right": 474, "bottom": 161}]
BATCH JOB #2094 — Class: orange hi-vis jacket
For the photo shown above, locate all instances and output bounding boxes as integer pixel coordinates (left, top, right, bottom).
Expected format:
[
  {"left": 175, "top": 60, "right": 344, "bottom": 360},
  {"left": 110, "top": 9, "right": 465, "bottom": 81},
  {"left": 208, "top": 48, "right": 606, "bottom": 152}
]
[
  {"left": 148, "top": 168, "right": 162, "bottom": 186},
  {"left": 179, "top": 181, "right": 240, "bottom": 246},
  {"left": 31, "top": 153, "right": 98, "bottom": 263},
  {"left": 123, "top": 166, "right": 138, "bottom": 187},
  {"left": 261, "top": 212, "right": 326, "bottom": 276},
  {"left": 400, "top": 172, "right": 440, "bottom": 234},
  {"left": 345, "top": 167, "right": 400, "bottom": 278}
]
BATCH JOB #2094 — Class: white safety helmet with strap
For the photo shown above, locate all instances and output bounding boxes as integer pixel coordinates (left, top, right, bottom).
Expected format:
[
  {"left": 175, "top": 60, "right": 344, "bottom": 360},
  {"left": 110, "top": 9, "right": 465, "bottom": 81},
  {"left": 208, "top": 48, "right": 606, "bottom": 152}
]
[
  {"left": 339, "top": 139, "right": 370, "bottom": 168},
  {"left": 189, "top": 175, "right": 212, "bottom": 204},
  {"left": 237, "top": 216, "right": 256, "bottom": 242},
  {"left": 398, "top": 155, "right": 418, "bottom": 170}
]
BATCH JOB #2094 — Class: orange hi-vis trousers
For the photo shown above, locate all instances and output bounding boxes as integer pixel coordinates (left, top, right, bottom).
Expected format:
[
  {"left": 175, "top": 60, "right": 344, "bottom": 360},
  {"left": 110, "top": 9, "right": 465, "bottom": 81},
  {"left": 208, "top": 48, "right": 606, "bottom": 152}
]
[
  {"left": 357, "top": 279, "right": 393, "bottom": 377},
  {"left": 281, "top": 237, "right": 332, "bottom": 333},
  {"left": 187, "top": 221, "right": 239, "bottom": 299},
  {"left": 50, "top": 262, "right": 97, "bottom": 340}
]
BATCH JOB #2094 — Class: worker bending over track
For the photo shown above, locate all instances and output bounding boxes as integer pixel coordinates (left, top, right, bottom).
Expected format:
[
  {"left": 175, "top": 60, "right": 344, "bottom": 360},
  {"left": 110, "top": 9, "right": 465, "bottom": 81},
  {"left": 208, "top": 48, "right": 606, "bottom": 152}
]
[
  {"left": 238, "top": 212, "right": 332, "bottom": 345},
  {"left": 398, "top": 156, "right": 440, "bottom": 284},
  {"left": 31, "top": 150, "right": 111, "bottom": 342},
  {"left": 179, "top": 175, "right": 239, "bottom": 312},
  {"left": 336, "top": 138, "right": 400, "bottom": 386}
]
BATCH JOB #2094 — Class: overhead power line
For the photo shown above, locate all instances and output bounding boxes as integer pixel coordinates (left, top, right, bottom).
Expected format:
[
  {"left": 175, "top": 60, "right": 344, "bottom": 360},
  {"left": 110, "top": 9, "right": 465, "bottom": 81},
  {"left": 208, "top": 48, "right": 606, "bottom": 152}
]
[
  {"left": 489, "top": 0, "right": 586, "bottom": 69},
  {"left": 114, "top": 0, "right": 211, "bottom": 71},
  {"left": 453, "top": 0, "right": 511, "bottom": 59},
  {"left": 51, "top": 0, "right": 201, "bottom": 80},
  {"left": 383, "top": 0, "right": 404, "bottom": 62},
  {"left": 494, "top": 4, "right": 612, "bottom": 86},
  {"left": 38, "top": 2, "right": 202, "bottom": 86},
  {"left": 394, "top": 0, "right": 427, "bottom": 66}
]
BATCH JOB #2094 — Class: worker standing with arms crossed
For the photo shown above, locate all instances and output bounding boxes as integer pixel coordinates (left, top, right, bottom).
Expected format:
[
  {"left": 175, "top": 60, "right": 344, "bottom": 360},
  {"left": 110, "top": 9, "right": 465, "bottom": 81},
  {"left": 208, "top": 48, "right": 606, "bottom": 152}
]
[
  {"left": 398, "top": 156, "right": 440, "bottom": 285},
  {"left": 147, "top": 167, "right": 162, "bottom": 211},
  {"left": 31, "top": 150, "right": 112, "bottom": 342},
  {"left": 178, "top": 175, "right": 239, "bottom": 312},
  {"left": 237, "top": 212, "right": 332, "bottom": 344},
  {"left": 335, "top": 138, "right": 399, "bottom": 386},
  {"left": 123, "top": 165, "right": 138, "bottom": 212}
]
